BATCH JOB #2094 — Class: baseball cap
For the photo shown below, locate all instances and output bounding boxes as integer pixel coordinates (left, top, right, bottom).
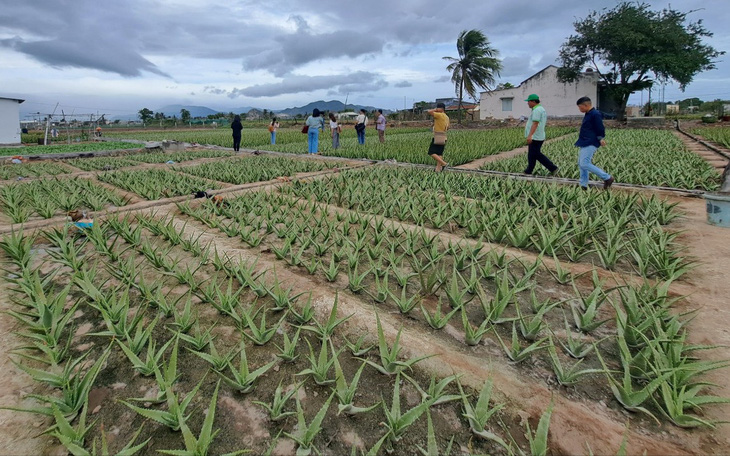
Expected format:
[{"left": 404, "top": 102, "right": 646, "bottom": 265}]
[{"left": 525, "top": 94, "right": 540, "bottom": 102}]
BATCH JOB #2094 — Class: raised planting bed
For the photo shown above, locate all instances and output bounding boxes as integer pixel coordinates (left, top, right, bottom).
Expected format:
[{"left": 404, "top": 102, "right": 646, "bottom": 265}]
[
  {"left": 0, "top": 142, "right": 142, "bottom": 157},
  {"left": 281, "top": 166, "right": 689, "bottom": 280},
  {"left": 0, "top": 161, "right": 73, "bottom": 180},
  {"left": 97, "top": 169, "right": 222, "bottom": 200},
  {"left": 0, "top": 177, "right": 128, "bottom": 223},
  {"left": 176, "top": 154, "right": 348, "bottom": 185}
]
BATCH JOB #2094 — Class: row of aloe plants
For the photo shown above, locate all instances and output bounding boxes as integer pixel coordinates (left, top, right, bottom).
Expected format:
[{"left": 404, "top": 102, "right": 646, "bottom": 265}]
[
  {"left": 0, "top": 161, "right": 72, "bottom": 180},
  {"left": 0, "top": 177, "right": 128, "bottom": 223},
  {"left": 103, "top": 126, "right": 434, "bottom": 149},
  {"left": 175, "top": 154, "right": 346, "bottom": 185},
  {"left": 257, "top": 127, "right": 577, "bottom": 165},
  {"left": 176, "top": 184, "right": 727, "bottom": 428},
  {"left": 0, "top": 222, "right": 558, "bottom": 455},
  {"left": 481, "top": 129, "right": 721, "bottom": 191},
  {"left": 0, "top": 141, "right": 141, "bottom": 157},
  {"left": 97, "top": 169, "right": 222, "bottom": 200},
  {"left": 282, "top": 166, "right": 689, "bottom": 280},
  {"left": 66, "top": 149, "right": 235, "bottom": 171}
]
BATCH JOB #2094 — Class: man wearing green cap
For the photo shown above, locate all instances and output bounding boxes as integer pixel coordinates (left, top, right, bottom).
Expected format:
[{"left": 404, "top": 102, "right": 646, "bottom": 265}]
[{"left": 524, "top": 94, "right": 558, "bottom": 176}]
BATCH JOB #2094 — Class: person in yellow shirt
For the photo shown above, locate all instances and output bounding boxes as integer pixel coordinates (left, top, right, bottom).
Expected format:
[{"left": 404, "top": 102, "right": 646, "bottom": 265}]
[{"left": 427, "top": 102, "right": 450, "bottom": 171}]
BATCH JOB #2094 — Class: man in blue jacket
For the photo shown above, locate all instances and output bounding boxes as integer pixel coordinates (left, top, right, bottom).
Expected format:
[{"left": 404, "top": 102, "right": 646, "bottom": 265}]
[{"left": 575, "top": 96, "right": 614, "bottom": 189}]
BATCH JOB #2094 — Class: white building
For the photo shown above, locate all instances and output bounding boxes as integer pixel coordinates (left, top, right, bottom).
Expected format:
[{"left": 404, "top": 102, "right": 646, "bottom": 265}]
[
  {"left": 480, "top": 65, "right": 599, "bottom": 120},
  {"left": 0, "top": 96, "right": 25, "bottom": 145}
]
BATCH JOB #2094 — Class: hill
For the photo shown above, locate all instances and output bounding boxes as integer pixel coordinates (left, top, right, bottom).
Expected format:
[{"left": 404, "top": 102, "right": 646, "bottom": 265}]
[{"left": 276, "top": 100, "right": 382, "bottom": 117}]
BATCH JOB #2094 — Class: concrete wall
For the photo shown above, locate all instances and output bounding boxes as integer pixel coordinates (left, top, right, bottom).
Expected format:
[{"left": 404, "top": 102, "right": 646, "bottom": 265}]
[
  {"left": 480, "top": 66, "right": 599, "bottom": 120},
  {"left": 0, "top": 98, "right": 22, "bottom": 144}
]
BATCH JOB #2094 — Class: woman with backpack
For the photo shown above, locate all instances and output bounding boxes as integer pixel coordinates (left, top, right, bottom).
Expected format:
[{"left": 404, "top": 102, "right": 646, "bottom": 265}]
[{"left": 355, "top": 109, "right": 368, "bottom": 145}]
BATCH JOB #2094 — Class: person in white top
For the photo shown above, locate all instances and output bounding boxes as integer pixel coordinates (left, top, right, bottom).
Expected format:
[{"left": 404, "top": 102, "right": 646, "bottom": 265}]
[
  {"left": 329, "top": 112, "right": 341, "bottom": 150},
  {"left": 269, "top": 117, "right": 280, "bottom": 144},
  {"left": 375, "top": 109, "right": 386, "bottom": 143},
  {"left": 355, "top": 109, "right": 368, "bottom": 145}
]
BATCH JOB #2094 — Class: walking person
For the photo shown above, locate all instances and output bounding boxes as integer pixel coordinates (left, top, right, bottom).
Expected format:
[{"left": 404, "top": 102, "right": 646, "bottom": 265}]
[
  {"left": 427, "top": 103, "right": 450, "bottom": 172},
  {"left": 523, "top": 94, "right": 558, "bottom": 176},
  {"left": 375, "top": 109, "right": 386, "bottom": 143},
  {"left": 575, "top": 96, "right": 614, "bottom": 189},
  {"left": 329, "top": 113, "right": 341, "bottom": 150},
  {"left": 355, "top": 109, "right": 368, "bottom": 145},
  {"left": 231, "top": 114, "right": 243, "bottom": 152},
  {"left": 269, "top": 117, "right": 279, "bottom": 144},
  {"left": 305, "top": 109, "right": 323, "bottom": 154}
]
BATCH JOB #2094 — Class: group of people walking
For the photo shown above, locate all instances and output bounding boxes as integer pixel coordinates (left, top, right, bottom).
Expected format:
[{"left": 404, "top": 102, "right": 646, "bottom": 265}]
[
  {"left": 230, "top": 95, "right": 613, "bottom": 190},
  {"left": 521, "top": 93, "right": 613, "bottom": 190}
]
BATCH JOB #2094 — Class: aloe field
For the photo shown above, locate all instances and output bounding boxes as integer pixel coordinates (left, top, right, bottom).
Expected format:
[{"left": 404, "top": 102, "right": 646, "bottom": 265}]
[
  {"left": 481, "top": 129, "right": 722, "bottom": 190},
  {"left": 0, "top": 128, "right": 727, "bottom": 455},
  {"left": 692, "top": 127, "right": 730, "bottom": 149}
]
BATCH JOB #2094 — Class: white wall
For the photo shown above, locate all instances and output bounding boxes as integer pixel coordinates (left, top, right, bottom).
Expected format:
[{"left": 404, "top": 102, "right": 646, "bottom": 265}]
[
  {"left": 0, "top": 98, "right": 22, "bottom": 144},
  {"left": 480, "top": 66, "right": 599, "bottom": 120}
]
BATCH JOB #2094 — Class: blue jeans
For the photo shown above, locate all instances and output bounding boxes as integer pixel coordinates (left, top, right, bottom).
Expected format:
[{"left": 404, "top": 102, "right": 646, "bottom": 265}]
[
  {"left": 357, "top": 129, "right": 365, "bottom": 144},
  {"left": 578, "top": 146, "right": 610, "bottom": 187},
  {"left": 308, "top": 129, "right": 319, "bottom": 153},
  {"left": 271, "top": 132, "right": 276, "bottom": 144}
]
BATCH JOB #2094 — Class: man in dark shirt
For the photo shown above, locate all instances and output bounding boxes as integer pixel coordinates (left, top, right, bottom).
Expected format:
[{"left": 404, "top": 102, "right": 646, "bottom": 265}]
[{"left": 575, "top": 97, "right": 614, "bottom": 189}]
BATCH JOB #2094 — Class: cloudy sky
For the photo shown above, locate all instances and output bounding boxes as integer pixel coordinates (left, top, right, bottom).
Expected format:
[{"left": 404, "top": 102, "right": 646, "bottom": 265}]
[{"left": 1, "top": 0, "right": 728, "bottom": 118}]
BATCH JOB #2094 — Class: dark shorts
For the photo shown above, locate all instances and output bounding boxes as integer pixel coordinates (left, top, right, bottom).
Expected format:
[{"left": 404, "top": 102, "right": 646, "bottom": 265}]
[{"left": 428, "top": 138, "right": 445, "bottom": 156}]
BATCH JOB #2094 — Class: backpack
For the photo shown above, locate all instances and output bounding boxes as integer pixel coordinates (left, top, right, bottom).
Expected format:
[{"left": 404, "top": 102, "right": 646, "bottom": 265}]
[{"left": 268, "top": 125, "right": 275, "bottom": 133}]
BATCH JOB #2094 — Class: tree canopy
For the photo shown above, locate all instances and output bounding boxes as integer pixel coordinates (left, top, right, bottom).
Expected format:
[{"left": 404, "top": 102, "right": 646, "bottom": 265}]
[
  {"left": 443, "top": 29, "right": 502, "bottom": 123},
  {"left": 557, "top": 2, "right": 724, "bottom": 119},
  {"left": 138, "top": 108, "right": 153, "bottom": 124}
]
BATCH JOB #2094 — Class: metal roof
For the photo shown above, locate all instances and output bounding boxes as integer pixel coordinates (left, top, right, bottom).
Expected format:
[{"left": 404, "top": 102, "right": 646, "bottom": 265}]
[{"left": 0, "top": 96, "right": 25, "bottom": 103}]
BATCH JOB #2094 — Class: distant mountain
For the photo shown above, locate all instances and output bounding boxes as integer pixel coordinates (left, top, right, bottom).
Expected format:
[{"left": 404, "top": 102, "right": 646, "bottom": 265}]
[
  {"left": 158, "top": 104, "right": 219, "bottom": 118},
  {"left": 276, "top": 100, "right": 382, "bottom": 117},
  {"left": 107, "top": 100, "right": 386, "bottom": 122}
]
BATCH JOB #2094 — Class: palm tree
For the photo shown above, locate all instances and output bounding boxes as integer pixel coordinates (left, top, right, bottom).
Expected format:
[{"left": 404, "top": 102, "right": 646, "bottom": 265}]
[{"left": 443, "top": 30, "right": 503, "bottom": 123}]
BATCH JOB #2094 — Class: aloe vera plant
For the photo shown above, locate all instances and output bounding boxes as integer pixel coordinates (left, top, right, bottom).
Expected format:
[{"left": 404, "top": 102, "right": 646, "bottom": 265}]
[
  {"left": 360, "top": 313, "right": 432, "bottom": 375},
  {"left": 118, "top": 337, "right": 174, "bottom": 377},
  {"left": 458, "top": 378, "right": 508, "bottom": 448},
  {"left": 404, "top": 373, "right": 462, "bottom": 406},
  {"left": 494, "top": 323, "right": 548, "bottom": 363},
  {"left": 382, "top": 372, "right": 434, "bottom": 443},
  {"left": 242, "top": 306, "right": 283, "bottom": 346},
  {"left": 421, "top": 297, "right": 459, "bottom": 330},
  {"left": 158, "top": 381, "right": 249, "bottom": 456},
  {"left": 219, "top": 341, "right": 277, "bottom": 393},
  {"left": 524, "top": 400, "right": 554, "bottom": 456},
  {"left": 344, "top": 334, "right": 374, "bottom": 357},
  {"left": 417, "top": 409, "right": 455, "bottom": 456},
  {"left": 253, "top": 380, "right": 302, "bottom": 422},
  {"left": 333, "top": 355, "right": 379, "bottom": 415},
  {"left": 461, "top": 306, "right": 491, "bottom": 346},
  {"left": 388, "top": 284, "right": 420, "bottom": 314},
  {"left": 123, "top": 369, "right": 206, "bottom": 432},
  {"left": 190, "top": 338, "right": 237, "bottom": 372},
  {"left": 548, "top": 341, "right": 602, "bottom": 386},
  {"left": 275, "top": 327, "right": 301, "bottom": 362},
  {"left": 0, "top": 229, "right": 36, "bottom": 269},
  {"left": 8, "top": 347, "right": 110, "bottom": 420},
  {"left": 299, "top": 293, "right": 351, "bottom": 340},
  {"left": 286, "top": 393, "right": 334, "bottom": 456},
  {"left": 289, "top": 293, "right": 316, "bottom": 325},
  {"left": 177, "top": 320, "right": 215, "bottom": 351},
  {"left": 570, "top": 279, "right": 611, "bottom": 333},
  {"left": 297, "top": 337, "right": 339, "bottom": 386}
]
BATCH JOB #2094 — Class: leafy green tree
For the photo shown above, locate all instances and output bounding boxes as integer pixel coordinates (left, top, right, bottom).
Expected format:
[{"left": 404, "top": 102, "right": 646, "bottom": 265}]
[
  {"left": 558, "top": 2, "right": 724, "bottom": 120},
  {"left": 138, "top": 108, "right": 153, "bottom": 125},
  {"left": 443, "top": 29, "right": 502, "bottom": 123},
  {"left": 180, "top": 108, "right": 191, "bottom": 123}
]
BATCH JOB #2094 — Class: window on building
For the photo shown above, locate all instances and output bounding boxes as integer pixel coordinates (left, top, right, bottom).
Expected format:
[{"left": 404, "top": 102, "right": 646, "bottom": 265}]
[{"left": 501, "top": 98, "right": 513, "bottom": 112}]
